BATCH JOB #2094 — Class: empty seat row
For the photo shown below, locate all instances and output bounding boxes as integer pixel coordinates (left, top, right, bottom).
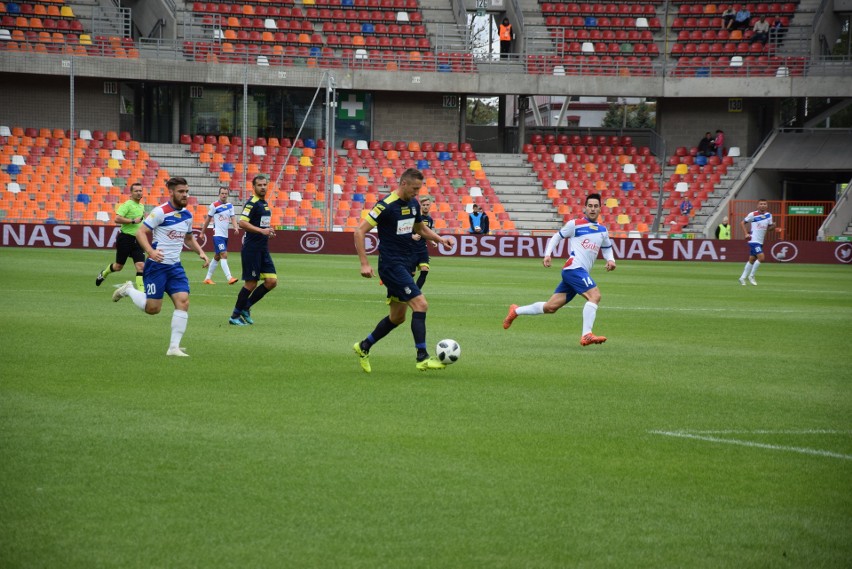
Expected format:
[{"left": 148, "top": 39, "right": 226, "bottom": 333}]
[
  {"left": 540, "top": 3, "right": 658, "bottom": 17},
  {"left": 674, "top": 3, "right": 797, "bottom": 16},
  {"left": 0, "top": 14, "right": 83, "bottom": 31},
  {"left": 192, "top": 0, "right": 419, "bottom": 15},
  {"left": 554, "top": 29, "right": 656, "bottom": 42},
  {"left": 0, "top": 4, "right": 76, "bottom": 18},
  {"left": 544, "top": 16, "right": 661, "bottom": 29}
]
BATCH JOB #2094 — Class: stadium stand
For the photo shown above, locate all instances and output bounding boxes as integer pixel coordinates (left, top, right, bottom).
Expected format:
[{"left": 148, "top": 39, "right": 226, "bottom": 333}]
[
  {"left": 180, "top": 136, "right": 511, "bottom": 231},
  {"left": 659, "top": 145, "right": 739, "bottom": 234},
  {"left": 0, "top": 127, "right": 170, "bottom": 224},
  {"left": 536, "top": 1, "right": 662, "bottom": 76},
  {"left": 0, "top": 1, "right": 137, "bottom": 58},
  {"left": 181, "top": 0, "right": 445, "bottom": 70},
  {"left": 525, "top": 134, "right": 661, "bottom": 235}
]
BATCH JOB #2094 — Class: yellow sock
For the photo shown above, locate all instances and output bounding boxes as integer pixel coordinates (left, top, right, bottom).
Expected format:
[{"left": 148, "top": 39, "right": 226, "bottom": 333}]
[
  {"left": 136, "top": 274, "right": 144, "bottom": 292},
  {"left": 103, "top": 263, "right": 113, "bottom": 276}
]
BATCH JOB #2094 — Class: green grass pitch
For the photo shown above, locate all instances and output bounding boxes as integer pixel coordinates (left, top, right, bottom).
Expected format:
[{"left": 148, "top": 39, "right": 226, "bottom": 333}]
[{"left": 1, "top": 247, "right": 850, "bottom": 568}]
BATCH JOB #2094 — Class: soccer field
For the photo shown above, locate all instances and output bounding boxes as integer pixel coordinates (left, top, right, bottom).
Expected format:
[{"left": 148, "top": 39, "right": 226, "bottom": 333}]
[{"left": 1, "top": 247, "right": 850, "bottom": 568}]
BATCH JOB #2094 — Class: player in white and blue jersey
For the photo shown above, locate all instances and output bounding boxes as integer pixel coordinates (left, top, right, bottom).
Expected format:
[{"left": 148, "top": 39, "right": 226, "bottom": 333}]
[
  {"left": 352, "top": 168, "right": 452, "bottom": 373},
  {"left": 111, "top": 177, "right": 209, "bottom": 357},
  {"left": 739, "top": 198, "right": 776, "bottom": 286},
  {"left": 503, "top": 193, "right": 616, "bottom": 347},
  {"left": 200, "top": 187, "right": 240, "bottom": 285}
]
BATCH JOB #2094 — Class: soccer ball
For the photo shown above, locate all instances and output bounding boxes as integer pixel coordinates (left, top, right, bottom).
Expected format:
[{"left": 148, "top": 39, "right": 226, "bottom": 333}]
[{"left": 436, "top": 339, "right": 461, "bottom": 365}]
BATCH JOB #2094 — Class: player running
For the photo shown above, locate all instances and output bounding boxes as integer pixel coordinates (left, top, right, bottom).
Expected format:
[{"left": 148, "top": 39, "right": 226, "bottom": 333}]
[
  {"left": 199, "top": 186, "right": 240, "bottom": 285},
  {"left": 111, "top": 177, "right": 209, "bottom": 356},
  {"left": 503, "top": 193, "right": 616, "bottom": 347},
  {"left": 352, "top": 168, "right": 452, "bottom": 373},
  {"left": 738, "top": 198, "right": 776, "bottom": 286}
]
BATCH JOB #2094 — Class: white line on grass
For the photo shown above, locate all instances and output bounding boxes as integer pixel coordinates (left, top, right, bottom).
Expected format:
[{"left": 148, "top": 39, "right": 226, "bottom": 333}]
[
  {"left": 683, "top": 429, "right": 852, "bottom": 435},
  {"left": 649, "top": 430, "right": 852, "bottom": 461}
]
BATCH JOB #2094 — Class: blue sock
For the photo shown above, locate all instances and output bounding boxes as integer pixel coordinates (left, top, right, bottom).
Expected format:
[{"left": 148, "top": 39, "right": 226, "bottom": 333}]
[{"left": 415, "top": 271, "right": 428, "bottom": 289}]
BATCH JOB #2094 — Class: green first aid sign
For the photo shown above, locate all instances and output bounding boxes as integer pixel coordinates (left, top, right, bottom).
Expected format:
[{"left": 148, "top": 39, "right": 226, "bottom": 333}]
[{"left": 338, "top": 93, "right": 365, "bottom": 120}]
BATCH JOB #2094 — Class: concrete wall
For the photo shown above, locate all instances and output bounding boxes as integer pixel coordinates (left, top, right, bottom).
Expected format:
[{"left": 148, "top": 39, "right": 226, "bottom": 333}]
[
  {"left": 0, "top": 74, "right": 121, "bottom": 133},
  {"left": 3, "top": 52, "right": 852, "bottom": 98},
  {"left": 657, "top": 98, "right": 773, "bottom": 156},
  {"left": 372, "top": 92, "right": 461, "bottom": 143}
]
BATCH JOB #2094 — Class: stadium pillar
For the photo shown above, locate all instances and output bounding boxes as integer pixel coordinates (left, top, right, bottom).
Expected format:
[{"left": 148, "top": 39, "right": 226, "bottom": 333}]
[
  {"left": 172, "top": 88, "right": 181, "bottom": 144},
  {"left": 459, "top": 94, "right": 466, "bottom": 147},
  {"left": 498, "top": 94, "right": 506, "bottom": 152}
]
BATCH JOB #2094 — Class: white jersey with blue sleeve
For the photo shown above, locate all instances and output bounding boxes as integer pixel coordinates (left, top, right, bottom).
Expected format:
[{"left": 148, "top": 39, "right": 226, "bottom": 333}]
[
  {"left": 744, "top": 210, "right": 773, "bottom": 245},
  {"left": 208, "top": 200, "right": 235, "bottom": 238},
  {"left": 143, "top": 202, "right": 193, "bottom": 265},
  {"left": 545, "top": 217, "right": 614, "bottom": 273}
]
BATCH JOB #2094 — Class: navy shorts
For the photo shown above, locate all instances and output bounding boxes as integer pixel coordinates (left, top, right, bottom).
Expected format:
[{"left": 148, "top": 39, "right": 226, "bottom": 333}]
[
  {"left": 554, "top": 267, "right": 596, "bottom": 303},
  {"left": 379, "top": 261, "right": 421, "bottom": 302},
  {"left": 143, "top": 260, "right": 190, "bottom": 299},
  {"left": 415, "top": 245, "right": 430, "bottom": 268},
  {"left": 212, "top": 236, "right": 229, "bottom": 254},
  {"left": 241, "top": 247, "right": 276, "bottom": 281}
]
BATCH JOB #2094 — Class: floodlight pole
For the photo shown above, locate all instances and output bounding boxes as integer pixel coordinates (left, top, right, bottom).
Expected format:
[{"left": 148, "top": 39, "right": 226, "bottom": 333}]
[
  {"left": 69, "top": 57, "right": 75, "bottom": 221},
  {"left": 242, "top": 63, "right": 248, "bottom": 203},
  {"left": 324, "top": 74, "right": 336, "bottom": 231}
]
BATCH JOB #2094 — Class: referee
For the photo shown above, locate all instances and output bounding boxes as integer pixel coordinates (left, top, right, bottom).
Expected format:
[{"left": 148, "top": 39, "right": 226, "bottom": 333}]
[{"left": 95, "top": 182, "right": 146, "bottom": 291}]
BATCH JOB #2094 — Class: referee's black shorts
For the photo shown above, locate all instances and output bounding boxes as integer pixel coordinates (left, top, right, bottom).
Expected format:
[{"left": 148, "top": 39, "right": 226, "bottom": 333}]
[{"left": 115, "top": 232, "right": 145, "bottom": 265}]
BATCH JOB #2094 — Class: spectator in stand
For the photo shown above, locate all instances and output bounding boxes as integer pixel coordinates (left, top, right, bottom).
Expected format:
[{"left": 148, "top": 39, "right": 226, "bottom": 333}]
[
  {"left": 679, "top": 197, "right": 693, "bottom": 217},
  {"left": 753, "top": 16, "right": 770, "bottom": 45},
  {"left": 697, "top": 132, "right": 715, "bottom": 157},
  {"left": 721, "top": 7, "right": 736, "bottom": 30},
  {"left": 714, "top": 130, "right": 725, "bottom": 158},
  {"left": 734, "top": 7, "right": 752, "bottom": 31},
  {"left": 769, "top": 19, "right": 786, "bottom": 46}
]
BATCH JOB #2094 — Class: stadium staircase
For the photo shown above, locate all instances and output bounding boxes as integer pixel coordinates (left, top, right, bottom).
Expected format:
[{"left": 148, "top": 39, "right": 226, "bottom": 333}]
[
  {"left": 141, "top": 143, "right": 223, "bottom": 205},
  {"left": 478, "top": 153, "right": 558, "bottom": 232}
]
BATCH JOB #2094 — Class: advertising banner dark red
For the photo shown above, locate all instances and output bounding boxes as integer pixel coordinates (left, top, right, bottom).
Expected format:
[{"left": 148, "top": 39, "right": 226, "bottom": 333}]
[{"left": 2, "top": 223, "right": 851, "bottom": 264}]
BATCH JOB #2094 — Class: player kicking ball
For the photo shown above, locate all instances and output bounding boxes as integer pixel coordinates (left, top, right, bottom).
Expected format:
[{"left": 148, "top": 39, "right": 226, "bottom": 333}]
[{"left": 503, "top": 193, "right": 616, "bottom": 346}]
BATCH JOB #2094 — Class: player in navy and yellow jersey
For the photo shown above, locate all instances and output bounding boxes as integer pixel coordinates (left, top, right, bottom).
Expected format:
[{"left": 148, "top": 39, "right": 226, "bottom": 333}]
[
  {"left": 95, "top": 182, "right": 146, "bottom": 291},
  {"left": 229, "top": 175, "right": 277, "bottom": 326},
  {"left": 353, "top": 168, "right": 452, "bottom": 373},
  {"left": 411, "top": 194, "right": 435, "bottom": 290}
]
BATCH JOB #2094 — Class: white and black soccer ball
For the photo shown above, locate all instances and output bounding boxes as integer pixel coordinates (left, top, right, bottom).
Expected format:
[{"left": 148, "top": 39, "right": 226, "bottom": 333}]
[{"left": 436, "top": 339, "right": 461, "bottom": 365}]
